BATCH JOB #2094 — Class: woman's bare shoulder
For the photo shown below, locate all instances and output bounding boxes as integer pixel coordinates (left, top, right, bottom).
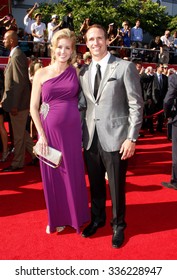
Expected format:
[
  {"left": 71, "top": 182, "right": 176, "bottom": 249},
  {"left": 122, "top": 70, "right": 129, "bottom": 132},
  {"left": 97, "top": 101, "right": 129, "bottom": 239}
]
[{"left": 33, "top": 65, "right": 52, "bottom": 83}]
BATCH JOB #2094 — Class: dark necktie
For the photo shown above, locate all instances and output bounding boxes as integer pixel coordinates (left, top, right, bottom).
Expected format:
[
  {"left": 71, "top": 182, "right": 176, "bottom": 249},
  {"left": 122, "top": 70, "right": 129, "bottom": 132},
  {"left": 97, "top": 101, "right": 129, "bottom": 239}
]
[{"left": 94, "top": 64, "right": 101, "bottom": 98}]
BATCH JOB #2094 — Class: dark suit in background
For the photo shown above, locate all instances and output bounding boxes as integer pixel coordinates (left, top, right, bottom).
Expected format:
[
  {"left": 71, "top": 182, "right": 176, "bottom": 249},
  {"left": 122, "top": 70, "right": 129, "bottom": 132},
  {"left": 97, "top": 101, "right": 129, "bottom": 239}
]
[
  {"left": 1, "top": 31, "right": 35, "bottom": 171},
  {"left": 140, "top": 72, "right": 155, "bottom": 133},
  {"left": 61, "top": 12, "right": 74, "bottom": 31},
  {"left": 162, "top": 73, "right": 177, "bottom": 190},
  {"left": 152, "top": 68, "right": 168, "bottom": 132}
]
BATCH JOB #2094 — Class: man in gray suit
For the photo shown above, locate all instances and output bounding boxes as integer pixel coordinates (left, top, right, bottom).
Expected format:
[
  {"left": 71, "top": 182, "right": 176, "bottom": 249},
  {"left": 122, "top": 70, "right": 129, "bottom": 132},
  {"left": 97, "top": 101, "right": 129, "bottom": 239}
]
[
  {"left": 79, "top": 24, "right": 143, "bottom": 248},
  {"left": 1, "top": 30, "right": 36, "bottom": 172}
]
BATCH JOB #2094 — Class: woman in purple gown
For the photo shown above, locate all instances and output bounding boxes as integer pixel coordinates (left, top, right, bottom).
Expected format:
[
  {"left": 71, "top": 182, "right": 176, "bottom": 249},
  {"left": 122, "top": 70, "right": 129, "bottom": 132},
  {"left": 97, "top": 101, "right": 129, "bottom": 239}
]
[{"left": 30, "top": 29, "right": 89, "bottom": 234}]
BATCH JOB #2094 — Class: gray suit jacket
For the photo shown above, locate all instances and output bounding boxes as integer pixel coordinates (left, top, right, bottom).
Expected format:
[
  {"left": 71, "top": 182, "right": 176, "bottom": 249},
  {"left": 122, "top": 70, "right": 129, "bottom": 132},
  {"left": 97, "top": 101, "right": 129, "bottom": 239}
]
[
  {"left": 164, "top": 73, "right": 177, "bottom": 123},
  {"left": 79, "top": 55, "right": 144, "bottom": 152},
  {"left": 2, "top": 47, "right": 31, "bottom": 112}
]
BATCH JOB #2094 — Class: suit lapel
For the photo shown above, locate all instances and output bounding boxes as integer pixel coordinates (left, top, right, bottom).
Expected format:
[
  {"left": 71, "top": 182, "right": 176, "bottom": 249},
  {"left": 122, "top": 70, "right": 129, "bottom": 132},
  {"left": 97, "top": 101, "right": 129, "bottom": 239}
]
[
  {"left": 85, "top": 55, "right": 120, "bottom": 101},
  {"left": 96, "top": 55, "right": 120, "bottom": 101}
]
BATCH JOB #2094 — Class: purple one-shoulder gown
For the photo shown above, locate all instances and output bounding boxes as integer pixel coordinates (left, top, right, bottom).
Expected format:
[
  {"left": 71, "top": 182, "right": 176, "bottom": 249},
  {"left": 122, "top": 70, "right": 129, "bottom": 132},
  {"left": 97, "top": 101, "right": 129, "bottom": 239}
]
[{"left": 40, "top": 65, "right": 89, "bottom": 233}]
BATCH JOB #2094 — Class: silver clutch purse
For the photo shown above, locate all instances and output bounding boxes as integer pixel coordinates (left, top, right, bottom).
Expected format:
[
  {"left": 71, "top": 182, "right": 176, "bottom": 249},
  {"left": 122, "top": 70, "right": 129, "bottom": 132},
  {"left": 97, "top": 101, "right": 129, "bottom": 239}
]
[{"left": 33, "top": 143, "right": 62, "bottom": 168}]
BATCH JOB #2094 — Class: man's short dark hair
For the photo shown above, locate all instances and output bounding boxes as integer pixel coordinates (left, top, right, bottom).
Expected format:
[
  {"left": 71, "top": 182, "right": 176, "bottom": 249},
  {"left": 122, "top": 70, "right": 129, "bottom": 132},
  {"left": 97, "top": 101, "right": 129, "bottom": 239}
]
[
  {"left": 84, "top": 24, "right": 108, "bottom": 42},
  {"left": 156, "top": 62, "right": 163, "bottom": 69}
]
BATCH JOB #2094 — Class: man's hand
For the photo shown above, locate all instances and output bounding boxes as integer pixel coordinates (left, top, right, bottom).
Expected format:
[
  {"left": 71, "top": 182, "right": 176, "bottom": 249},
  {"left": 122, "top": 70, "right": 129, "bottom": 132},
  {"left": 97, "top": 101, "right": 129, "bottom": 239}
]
[
  {"left": 120, "top": 139, "right": 136, "bottom": 160},
  {"left": 34, "top": 2, "right": 39, "bottom": 9}
]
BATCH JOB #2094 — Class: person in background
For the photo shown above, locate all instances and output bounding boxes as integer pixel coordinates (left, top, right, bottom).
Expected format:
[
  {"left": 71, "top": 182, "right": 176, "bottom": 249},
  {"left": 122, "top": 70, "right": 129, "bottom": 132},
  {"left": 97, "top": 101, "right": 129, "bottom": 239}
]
[
  {"left": 108, "top": 29, "right": 121, "bottom": 47},
  {"left": 30, "top": 28, "right": 89, "bottom": 234},
  {"left": 160, "top": 30, "right": 174, "bottom": 48},
  {"left": 23, "top": 3, "right": 38, "bottom": 40},
  {"left": 162, "top": 64, "right": 170, "bottom": 76},
  {"left": 133, "top": 59, "right": 145, "bottom": 76},
  {"left": 29, "top": 58, "right": 43, "bottom": 83},
  {"left": 141, "top": 66, "right": 155, "bottom": 134},
  {"left": 31, "top": 13, "right": 47, "bottom": 57},
  {"left": 73, "top": 52, "right": 83, "bottom": 71},
  {"left": 1, "top": 30, "right": 37, "bottom": 172},
  {"left": 131, "top": 19, "right": 143, "bottom": 48},
  {"left": 162, "top": 72, "right": 177, "bottom": 190},
  {"left": 83, "top": 51, "right": 92, "bottom": 65},
  {"left": 152, "top": 63, "right": 168, "bottom": 132},
  {"left": 17, "top": 28, "right": 31, "bottom": 57},
  {"left": 120, "top": 21, "right": 131, "bottom": 57},
  {"left": 160, "top": 30, "right": 174, "bottom": 64},
  {"left": 130, "top": 41, "right": 142, "bottom": 61},
  {"left": 61, "top": 10, "right": 74, "bottom": 31},
  {"left": 107, "top": 23, "right": 117, "bottom": 38},
  {"left": 149, "top": 35, "right": 163, "bottom": 63},
  {"left": 162, "top": 64, "right": 176, "bottom": 77},
  {"left": 79, "top": 24, "right": 143, "bottom": 248},
  {"left": 47, "top": 14, "right": 62, "bottom": 43},
  {"left": 3, "top": 14, "right": 18, "bottom": 32},
  {"left": 47, "top": 14, "right": 62, "bottom": 57},
  {"left": 80, "top": 18, "right": 90, "bottom": 37},
  {"left": 132, "top": 59, "right": 148, "bottom": 137},
  {"left": 23, "top": 2, "right": 38, "bottom": 55}
]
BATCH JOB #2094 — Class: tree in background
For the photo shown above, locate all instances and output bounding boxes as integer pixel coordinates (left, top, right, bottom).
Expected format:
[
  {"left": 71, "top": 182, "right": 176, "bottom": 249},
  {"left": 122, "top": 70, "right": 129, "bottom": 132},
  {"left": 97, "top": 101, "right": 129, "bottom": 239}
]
[
  {"left": 167, "top": 16, "right": 177, "bottom": 34},
  {"left": 36, "top": 0, "right": 170, "bottom": 38},
  {"left": 37, "top": 0, "right": 121, "bottom": 36},
  {"left": 118, "top": 0, "right": 169, "bottom": 37}
]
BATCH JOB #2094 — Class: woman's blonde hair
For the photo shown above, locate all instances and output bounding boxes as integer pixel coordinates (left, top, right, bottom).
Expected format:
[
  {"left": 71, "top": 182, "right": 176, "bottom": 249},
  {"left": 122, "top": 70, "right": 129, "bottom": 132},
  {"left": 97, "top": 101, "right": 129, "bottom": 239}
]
[
  {"left": 50, "top": 28, "right": 76, "bottom": 64},
  {"left": 122, "top": 21, "right": 129, "bottom": 27}
]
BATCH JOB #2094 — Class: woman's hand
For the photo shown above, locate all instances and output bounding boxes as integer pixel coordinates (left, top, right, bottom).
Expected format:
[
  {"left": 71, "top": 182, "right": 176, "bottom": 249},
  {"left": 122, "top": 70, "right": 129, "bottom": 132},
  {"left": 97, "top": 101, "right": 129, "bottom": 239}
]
[{"left": 36, "top": 134, "right": 49, "bottom": 156}]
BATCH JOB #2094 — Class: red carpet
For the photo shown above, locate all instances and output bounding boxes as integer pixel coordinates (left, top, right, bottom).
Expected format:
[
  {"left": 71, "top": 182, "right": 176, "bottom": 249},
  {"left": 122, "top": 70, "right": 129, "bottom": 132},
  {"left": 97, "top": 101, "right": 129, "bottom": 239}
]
[{"left": 0, "top": 132, "right": 177, "bottom": 260}]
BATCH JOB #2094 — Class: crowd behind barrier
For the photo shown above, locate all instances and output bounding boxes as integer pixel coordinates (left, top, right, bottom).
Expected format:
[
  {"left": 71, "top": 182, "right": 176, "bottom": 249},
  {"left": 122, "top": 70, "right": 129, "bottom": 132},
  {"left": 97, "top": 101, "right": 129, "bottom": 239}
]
[
  {"left": 1, "top": 40, "right": 177, "bottom": 66},
  {"left": 1, "top": 42, "right": 177, "bottom": 73},
  {"left": 1, "top": 9, "right": 177, "bottom": 65}
]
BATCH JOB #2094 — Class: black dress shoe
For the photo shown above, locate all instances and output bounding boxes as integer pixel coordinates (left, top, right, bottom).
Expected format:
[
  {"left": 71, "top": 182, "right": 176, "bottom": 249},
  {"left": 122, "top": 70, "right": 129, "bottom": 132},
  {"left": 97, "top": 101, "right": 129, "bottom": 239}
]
[
  {"left": 161, "top": 182, "right": 177, "bottom": 190},
  {"left": 27, "top": 157, "right": 39, "bottom": 166},
  {"left": 1, "top": 166, "right": 23, "bottom": 172},
  {"left": 112, "top": 229, "right": 124, "bottom": 248},
  {"left": 81, "top": 221, "right": 105, "bottom": 238}
]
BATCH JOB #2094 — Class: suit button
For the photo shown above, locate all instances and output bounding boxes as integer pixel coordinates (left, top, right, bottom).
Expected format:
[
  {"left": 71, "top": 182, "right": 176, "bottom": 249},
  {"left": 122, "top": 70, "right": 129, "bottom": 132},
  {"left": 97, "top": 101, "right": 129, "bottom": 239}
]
[{"left": 95, "top": 102, "right": 99, "bottom": 106}]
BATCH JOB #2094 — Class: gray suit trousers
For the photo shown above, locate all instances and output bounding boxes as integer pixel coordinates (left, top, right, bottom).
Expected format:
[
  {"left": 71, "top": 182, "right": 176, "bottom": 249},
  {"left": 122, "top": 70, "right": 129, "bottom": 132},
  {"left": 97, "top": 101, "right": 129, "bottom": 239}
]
[{"left": 84, "top": 129, "right": 127, "bottom": 230}]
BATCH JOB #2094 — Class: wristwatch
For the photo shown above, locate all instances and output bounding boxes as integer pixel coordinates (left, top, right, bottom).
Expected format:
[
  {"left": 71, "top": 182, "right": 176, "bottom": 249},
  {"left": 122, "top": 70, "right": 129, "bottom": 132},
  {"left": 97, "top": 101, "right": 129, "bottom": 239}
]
[{"left": 128, "top": 138, "right": 137, "bottom": 143}]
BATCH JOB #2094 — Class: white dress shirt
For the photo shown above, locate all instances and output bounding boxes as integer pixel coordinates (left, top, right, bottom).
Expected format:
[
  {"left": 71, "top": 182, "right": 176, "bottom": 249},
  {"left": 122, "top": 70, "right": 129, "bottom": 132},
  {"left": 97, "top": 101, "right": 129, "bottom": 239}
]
[{"left": 91, "top": 52, "right": 110, "bottom": 92}]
